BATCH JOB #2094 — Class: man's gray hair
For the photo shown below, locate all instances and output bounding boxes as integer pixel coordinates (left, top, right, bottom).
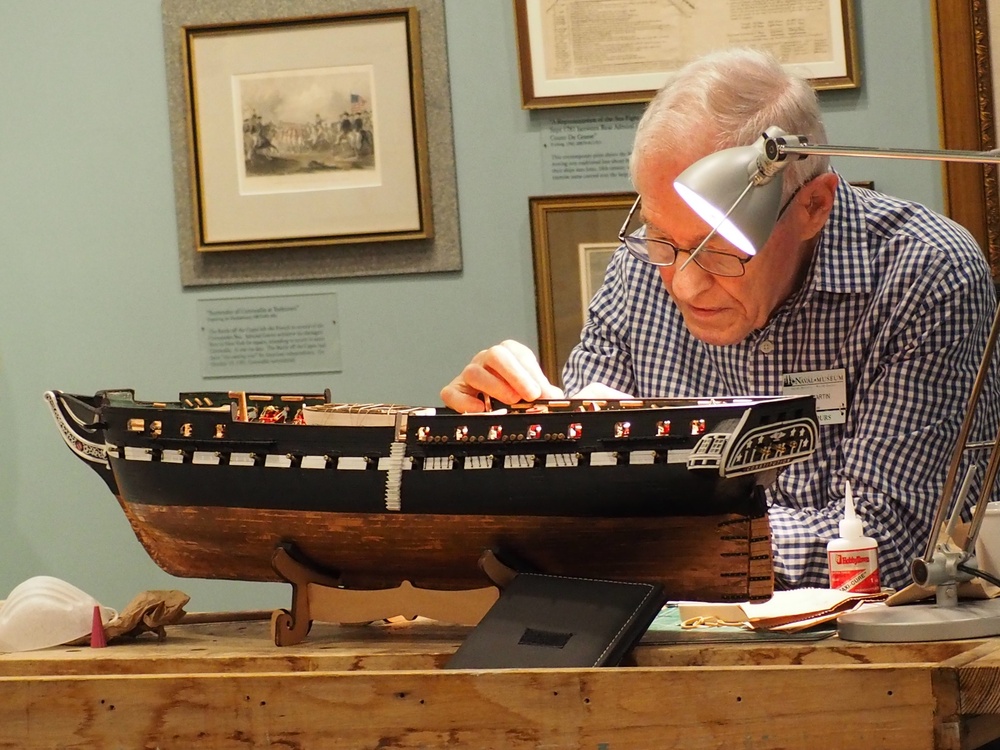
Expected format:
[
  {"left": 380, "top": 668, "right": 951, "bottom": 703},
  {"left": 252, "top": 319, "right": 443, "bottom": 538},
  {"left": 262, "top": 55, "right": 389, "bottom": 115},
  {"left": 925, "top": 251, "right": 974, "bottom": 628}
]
[{"left": 630, "top": 48, "right": 829, "bottom": 198}]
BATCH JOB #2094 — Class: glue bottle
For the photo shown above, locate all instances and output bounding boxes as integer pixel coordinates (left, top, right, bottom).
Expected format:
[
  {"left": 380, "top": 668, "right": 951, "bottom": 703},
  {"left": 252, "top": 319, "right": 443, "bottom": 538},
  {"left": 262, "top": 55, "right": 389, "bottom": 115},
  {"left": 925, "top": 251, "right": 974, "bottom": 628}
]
[{"left": 827, "top": 480, "right": 880, "bottom": 593}]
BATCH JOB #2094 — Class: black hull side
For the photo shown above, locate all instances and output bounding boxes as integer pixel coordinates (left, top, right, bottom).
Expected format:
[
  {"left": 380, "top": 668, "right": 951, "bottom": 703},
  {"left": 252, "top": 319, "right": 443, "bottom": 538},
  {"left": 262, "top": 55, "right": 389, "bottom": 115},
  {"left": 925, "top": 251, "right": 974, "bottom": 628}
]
[{"left": 109, "top": 456, "right": 763, "bottom": 518}]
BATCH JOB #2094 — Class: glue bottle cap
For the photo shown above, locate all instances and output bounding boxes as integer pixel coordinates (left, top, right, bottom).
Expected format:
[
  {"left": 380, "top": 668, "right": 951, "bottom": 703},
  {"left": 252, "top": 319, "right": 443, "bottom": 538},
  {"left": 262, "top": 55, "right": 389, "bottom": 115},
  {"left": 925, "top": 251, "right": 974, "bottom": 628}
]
[{"left": 839, "top": 480, "right": 865, "bottom": 539}]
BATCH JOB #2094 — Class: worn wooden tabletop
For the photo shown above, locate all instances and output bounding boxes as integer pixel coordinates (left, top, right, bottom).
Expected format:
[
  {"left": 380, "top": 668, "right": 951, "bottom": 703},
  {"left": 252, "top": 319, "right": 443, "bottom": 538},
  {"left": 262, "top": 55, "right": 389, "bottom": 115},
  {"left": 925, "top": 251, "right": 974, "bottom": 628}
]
[{"left": 1, "top": 618, "right": 999, "bottom": 749}]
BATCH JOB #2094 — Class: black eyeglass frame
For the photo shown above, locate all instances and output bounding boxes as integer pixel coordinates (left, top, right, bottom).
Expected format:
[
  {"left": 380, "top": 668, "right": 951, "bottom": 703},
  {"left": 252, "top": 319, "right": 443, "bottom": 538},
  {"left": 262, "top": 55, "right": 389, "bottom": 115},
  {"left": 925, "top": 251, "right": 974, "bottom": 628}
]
[{"left": 617, "top": 196, "right": 752, "bottom": 278}]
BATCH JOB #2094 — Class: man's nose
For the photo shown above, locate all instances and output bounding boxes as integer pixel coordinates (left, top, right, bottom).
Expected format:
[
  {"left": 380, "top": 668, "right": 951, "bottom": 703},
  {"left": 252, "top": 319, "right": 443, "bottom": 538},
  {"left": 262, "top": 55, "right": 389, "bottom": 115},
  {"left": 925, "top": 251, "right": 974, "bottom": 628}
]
[{"left": 665, "top": 251, "right": 714, "bottom": 298}]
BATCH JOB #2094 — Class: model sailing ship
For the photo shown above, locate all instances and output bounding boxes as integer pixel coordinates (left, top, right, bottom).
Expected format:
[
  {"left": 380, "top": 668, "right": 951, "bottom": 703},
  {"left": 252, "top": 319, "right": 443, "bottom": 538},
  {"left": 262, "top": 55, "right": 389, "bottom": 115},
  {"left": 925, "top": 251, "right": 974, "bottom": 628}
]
[{"left": 45, "top": 388, "right": 818, "bottom": 603}]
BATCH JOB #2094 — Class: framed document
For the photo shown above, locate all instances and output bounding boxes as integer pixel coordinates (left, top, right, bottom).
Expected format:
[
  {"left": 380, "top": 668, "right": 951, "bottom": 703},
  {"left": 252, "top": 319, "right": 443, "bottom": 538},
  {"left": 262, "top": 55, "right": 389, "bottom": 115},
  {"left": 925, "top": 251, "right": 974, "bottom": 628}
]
[
  {"left": 529, "top": 193, "right": 633, "bottom": 383},
  {"left": 513, "top": 0, "right": 860, "bottom": 109}
]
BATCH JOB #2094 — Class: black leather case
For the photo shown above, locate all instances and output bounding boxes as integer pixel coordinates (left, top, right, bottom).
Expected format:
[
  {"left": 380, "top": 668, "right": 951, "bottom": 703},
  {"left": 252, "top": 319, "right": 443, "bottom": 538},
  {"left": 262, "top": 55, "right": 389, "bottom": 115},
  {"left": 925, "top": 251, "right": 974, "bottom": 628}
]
[{"left": 445, "top": 572, "right": 666, "bottom": 669}]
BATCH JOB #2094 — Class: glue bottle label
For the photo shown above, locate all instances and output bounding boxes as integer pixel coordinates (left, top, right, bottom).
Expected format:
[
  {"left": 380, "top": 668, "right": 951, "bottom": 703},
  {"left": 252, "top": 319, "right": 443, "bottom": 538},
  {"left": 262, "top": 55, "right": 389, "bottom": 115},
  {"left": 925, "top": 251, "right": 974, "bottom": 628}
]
[{"left": 828, "top": 548, "right": 880, "bottom": 594}]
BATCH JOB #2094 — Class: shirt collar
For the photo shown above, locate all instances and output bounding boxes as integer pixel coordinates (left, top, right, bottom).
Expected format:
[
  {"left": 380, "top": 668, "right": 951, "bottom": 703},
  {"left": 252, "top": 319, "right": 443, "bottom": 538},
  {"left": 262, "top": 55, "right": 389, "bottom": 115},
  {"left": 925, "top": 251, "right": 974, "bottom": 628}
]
[{"left": 808, "top": 175, "right": 875, "bottom": 295}]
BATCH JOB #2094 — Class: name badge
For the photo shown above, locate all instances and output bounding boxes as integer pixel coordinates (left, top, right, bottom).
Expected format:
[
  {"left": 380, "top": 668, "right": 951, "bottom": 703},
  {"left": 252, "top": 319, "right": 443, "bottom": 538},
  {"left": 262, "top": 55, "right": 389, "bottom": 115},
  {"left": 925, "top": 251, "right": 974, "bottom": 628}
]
[{"left": 781, "top": 368, "right": 847, "bottom": 425}]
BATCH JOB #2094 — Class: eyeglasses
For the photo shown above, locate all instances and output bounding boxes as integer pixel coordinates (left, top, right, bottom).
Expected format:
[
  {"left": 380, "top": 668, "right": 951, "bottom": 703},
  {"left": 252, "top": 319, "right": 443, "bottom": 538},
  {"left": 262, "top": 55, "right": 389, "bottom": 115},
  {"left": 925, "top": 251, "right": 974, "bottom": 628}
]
[{"left": 617, "top": 196, "right": 752, "bottom": 278}]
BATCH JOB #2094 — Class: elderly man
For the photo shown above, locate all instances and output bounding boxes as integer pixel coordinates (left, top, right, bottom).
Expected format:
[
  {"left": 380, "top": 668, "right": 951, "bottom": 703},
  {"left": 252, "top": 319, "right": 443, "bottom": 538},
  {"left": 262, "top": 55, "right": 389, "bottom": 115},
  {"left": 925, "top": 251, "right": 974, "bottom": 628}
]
[{"left": 442, "top": 48, "right": 999, "bottom": 590}]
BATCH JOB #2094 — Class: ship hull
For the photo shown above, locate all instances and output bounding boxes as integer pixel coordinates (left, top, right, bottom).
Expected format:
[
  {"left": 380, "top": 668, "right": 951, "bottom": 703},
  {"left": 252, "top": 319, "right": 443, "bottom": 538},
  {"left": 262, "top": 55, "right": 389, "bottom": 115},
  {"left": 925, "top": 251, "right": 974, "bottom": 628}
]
[
  {"left": 108, "top": 453, "right": 770, "bottom": 599},
  {"left": 117, "top": 503, "right": 773, "bottom": 600}
]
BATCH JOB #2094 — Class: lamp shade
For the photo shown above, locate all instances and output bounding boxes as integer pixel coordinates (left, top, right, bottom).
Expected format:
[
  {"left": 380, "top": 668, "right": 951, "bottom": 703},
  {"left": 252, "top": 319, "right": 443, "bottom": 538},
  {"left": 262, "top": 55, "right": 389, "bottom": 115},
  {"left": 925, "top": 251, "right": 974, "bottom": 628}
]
[{"left": 673, "top": 142, "right": 785, "bottom": 256}]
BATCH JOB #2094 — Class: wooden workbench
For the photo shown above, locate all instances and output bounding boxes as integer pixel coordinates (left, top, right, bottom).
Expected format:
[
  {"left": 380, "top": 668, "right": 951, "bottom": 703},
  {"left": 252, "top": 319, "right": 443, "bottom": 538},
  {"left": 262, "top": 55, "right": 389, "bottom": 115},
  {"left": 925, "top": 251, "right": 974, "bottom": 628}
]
[{"left": 2, "top": 618, "right": 1000, "bottom": 749}]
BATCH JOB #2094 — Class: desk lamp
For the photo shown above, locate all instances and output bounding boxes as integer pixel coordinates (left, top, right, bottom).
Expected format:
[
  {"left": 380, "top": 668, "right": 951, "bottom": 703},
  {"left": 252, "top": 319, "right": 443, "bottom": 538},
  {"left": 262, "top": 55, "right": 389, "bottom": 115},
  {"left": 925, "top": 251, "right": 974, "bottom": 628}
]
[{"left": 674, "top": 128, "right": 1000, "bottom": 642}]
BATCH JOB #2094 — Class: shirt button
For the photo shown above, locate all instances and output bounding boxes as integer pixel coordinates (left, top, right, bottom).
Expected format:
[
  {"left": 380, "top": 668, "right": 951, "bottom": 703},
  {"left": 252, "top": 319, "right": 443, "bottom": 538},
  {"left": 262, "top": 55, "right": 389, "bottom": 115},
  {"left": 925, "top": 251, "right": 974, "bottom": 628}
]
[{"left": 759, "top": 339, "right": 775, "bottom": 354}]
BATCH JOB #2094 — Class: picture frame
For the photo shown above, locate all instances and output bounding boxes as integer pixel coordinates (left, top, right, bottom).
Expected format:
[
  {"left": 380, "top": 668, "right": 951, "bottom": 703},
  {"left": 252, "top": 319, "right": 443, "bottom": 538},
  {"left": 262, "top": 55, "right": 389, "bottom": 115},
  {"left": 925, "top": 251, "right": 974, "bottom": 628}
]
[
  {"left": 529, "top": 193, "right": 633, "bottom": 383},
  {"left": 512, "top": 0, "right": 860, "bottom": 109},
  {"left": 162, "top": 0, "right": 461, "bottom": 287},
  {"left": 933, "top": 0, "right": 1000, "bottom": 279}
]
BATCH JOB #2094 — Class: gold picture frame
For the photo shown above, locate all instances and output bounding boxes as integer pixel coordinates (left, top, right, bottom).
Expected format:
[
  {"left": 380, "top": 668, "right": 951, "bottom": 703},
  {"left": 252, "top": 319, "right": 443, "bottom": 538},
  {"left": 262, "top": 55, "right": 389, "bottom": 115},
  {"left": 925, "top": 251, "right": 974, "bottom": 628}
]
[
  {"left": 163, "top": 0, "right": 461, "bottom": 286},
  {"left": 529, "top": 193, "right": 633, "bottom": 383},
  {"left": 513, "top": 0, "right": 860, "bottom": 109},
  {"left": 934, "top": 0, "right": 1000, "bottom": 279}
]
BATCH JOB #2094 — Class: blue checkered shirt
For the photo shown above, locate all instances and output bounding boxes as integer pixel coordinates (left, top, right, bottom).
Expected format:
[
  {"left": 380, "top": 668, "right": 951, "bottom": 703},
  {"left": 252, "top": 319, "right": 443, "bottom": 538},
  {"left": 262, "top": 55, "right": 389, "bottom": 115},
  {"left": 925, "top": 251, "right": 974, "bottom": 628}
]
[{"left": 564, "top": 179, "right": 999, "bottom": 590}]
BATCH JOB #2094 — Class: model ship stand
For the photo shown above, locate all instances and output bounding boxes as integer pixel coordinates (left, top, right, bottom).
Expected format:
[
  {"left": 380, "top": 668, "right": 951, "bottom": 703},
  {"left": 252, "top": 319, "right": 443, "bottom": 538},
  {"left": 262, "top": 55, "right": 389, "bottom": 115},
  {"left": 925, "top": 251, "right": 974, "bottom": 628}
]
[{"left": 269, "top": 543, "right": 504, "bottom": 646}]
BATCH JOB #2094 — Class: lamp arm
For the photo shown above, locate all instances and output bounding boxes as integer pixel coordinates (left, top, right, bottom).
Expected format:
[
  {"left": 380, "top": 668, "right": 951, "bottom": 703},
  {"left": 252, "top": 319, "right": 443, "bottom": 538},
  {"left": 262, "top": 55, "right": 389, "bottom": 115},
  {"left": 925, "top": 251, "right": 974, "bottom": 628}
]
[
  {"left": 964, "top": 415, "right": 1000, "bottom": 556},
  {"left": 677, "top": 178, "right": 757, "bottom": 272},
  {"left": 766, "top": 128, "right": 1000, "bottom": 564},
  {"left": 917, "top": 301, "right": 1000, "bottom": 569},
  {"left": 683, "top": 127, "right": 1000, "bottom": 592},
  {"left": 775, "top": 141, "right": 1000, "bottom": 164}
]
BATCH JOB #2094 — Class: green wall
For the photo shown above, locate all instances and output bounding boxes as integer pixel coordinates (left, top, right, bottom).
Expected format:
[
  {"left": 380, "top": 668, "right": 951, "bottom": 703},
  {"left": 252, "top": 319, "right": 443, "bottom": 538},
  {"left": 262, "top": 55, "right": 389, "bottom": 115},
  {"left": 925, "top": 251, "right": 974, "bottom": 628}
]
[{"left": 0, "top": 1, "right": 944, "bottom": 612}]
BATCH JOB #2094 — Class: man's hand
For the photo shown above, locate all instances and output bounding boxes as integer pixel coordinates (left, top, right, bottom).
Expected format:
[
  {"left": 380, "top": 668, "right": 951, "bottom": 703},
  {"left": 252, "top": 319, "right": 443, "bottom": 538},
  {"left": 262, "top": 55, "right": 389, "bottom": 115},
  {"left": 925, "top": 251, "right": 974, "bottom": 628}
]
[{"left": 440, "top": 339, "right": 565, "bottom": 412}]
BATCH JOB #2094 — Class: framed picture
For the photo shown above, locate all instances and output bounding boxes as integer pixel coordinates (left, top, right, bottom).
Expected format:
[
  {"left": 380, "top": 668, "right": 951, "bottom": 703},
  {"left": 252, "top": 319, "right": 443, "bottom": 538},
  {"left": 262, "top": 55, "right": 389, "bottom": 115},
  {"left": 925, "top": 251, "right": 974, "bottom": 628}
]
[
  {"left": 163, "top": 0, "right": 461, "bottom": 286},
  {"left": 529, "top": 193, "right": 633, "bottom": 383},
  {"left": 512, "top": 0, "right": 860, "bottom": 109},
  {"left": 934, "top": 0, "right": 1000, "bottom": 279}
]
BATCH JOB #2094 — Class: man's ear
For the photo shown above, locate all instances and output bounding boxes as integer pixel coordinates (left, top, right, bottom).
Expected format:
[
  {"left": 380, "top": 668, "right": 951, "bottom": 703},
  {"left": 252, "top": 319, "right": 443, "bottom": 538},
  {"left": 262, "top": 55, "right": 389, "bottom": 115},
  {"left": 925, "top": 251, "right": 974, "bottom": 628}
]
[{"left": 792, "top": 172, "right": 839, "bottom": 240}]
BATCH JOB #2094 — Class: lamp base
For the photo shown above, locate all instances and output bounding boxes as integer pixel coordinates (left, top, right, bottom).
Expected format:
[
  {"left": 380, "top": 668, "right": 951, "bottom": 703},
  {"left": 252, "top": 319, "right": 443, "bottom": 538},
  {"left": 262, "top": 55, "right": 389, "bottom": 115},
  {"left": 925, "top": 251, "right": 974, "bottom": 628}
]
[{"left": 837, "top": 598, "right": 1000, "bottom": 642}]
